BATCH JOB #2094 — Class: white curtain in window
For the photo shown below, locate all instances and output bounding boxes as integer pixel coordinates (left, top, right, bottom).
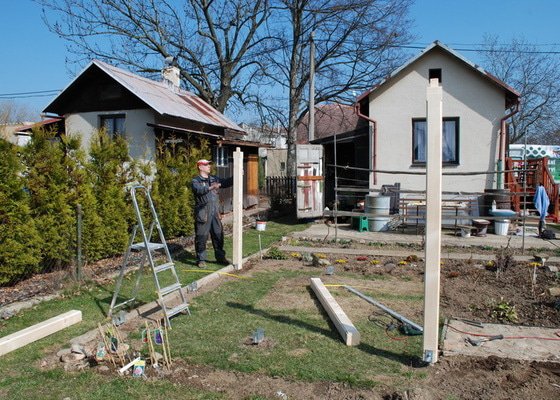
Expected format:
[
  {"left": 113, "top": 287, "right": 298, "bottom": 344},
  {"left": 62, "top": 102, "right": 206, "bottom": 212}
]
[
  {"left": 442, "top": 120, "right": 456, "bottom": 162},
  {"left": 414, "top": 121, "right": 427, "bottom": 162}
]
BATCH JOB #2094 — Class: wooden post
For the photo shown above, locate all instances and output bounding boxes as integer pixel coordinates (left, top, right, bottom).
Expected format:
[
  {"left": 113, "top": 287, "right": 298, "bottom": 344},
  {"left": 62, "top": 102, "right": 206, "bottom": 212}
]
[
  {"left": 232, "top": 147, "right": 244, "bottom": 270},
  {"left": 310, "top": 278, "right": 360, "bottom": 346},
  {"left": 423, "top": 78, "right": 443, "bottom": 364}
]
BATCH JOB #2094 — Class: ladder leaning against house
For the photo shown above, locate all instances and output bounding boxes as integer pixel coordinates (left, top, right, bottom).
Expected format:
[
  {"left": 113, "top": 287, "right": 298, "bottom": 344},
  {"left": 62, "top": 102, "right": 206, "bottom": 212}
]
[
  {"left": 108, "top": 184, "right": 190, "bottom": 327},
  {"left": 505, "top": 157, "right": 560, "bottom": 222}
]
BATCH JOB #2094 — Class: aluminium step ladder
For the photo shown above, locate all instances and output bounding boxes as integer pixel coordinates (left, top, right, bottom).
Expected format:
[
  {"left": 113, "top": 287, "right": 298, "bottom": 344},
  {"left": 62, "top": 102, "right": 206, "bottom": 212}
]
[{"left": 108, "top": 184, "right": 190, "bottom": 327}]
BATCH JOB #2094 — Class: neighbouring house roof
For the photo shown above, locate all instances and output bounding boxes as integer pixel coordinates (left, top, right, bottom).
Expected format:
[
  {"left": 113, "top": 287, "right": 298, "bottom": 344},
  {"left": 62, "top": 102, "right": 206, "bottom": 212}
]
[
  {"left": 15, "top": 117, "right": 64, "bottom": 133},
  {"left": 296, "top": 103, "right": 368, "bottom": 144},
  {"left": 357, "top": 41, "right": 520, "bottom": 109},
  {"left": 44, "top": 60, "right": 244, "bottom": 134}
]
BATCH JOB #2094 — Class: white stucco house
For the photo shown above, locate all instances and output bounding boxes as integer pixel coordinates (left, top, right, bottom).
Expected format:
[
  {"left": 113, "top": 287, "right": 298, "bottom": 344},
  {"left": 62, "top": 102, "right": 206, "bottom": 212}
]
[
  {"left": 38, "top": 60, "right": 264, "bottom": 211},
  {"left": 355, "top": 41, "right": 520, "bottom": 195}
]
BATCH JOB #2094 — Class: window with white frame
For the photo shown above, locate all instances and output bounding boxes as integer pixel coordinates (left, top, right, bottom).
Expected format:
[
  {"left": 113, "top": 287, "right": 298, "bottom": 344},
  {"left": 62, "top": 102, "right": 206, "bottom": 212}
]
[{"left": 412, "top": 117, "right": 459, "bottom": 164}]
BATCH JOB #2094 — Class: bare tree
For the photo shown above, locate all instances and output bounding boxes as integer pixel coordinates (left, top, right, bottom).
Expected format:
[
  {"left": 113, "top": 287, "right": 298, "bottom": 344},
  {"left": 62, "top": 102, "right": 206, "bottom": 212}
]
[
  {"left": 0, "top": 101, "right": 38, "bottom": 124},
  {"left": 38, "top": 0, "right": 272, "bottom": 112},
  {"left": 480, "top": 35, "right": 560, "bottom": 144},
  {"left": 262, "top": 0, "right": 412, "bottom": 175}
]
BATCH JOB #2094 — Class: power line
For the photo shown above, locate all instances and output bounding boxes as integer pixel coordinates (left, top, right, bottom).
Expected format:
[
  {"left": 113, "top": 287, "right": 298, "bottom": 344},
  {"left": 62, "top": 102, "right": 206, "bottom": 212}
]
[
  {"left": 0, "top": 89, "right": 60, "bottom": 96},
  {"left": 0, "top": 93, "right": 60, "bottom": 99}
]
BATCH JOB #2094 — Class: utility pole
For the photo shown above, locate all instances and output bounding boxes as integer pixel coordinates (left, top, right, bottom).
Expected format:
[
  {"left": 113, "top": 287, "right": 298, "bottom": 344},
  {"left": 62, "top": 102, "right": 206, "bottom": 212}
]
[{"left": 308, "top": 31, "right": 315, "bottom": 142}]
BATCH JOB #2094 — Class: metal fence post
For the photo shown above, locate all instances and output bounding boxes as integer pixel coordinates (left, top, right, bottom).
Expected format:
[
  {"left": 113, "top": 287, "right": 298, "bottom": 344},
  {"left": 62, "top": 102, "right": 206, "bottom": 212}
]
[{"left": 76, "top": 203, "right": 83, "bottom": 281}]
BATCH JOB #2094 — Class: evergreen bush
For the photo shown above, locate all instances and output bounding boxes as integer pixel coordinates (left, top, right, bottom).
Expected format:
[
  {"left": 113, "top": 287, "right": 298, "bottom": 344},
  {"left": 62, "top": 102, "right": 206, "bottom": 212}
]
[
  {"left": 63, "top": 134, "right": 105, "bottom": 262},
  {"left": 87, "top": 130, "right": 132, "bottom": 257},
  {"left": 0, "top": 139, "right": 41, "bottom": 285},
  {"left": 151, "top": 137, "right": 210, "bottom": 237},
  {"left": 23, "top": 128, "right": 74, "bottom": 270}
]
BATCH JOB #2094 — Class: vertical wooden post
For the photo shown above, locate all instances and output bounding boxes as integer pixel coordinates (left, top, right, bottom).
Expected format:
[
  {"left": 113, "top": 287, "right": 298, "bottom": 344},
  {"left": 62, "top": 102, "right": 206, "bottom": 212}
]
[
  {"left": 423, "top": 78, "right": 442, "bottom": 364},
  {"left": 232, "top": 147, "right": 244, "bottom": 270}
]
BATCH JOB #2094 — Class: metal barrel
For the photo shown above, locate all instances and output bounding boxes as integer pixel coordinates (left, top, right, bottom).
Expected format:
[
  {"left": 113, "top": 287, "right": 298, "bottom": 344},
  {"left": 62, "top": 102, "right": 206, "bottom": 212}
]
[{"left": 365, "top": 195, "right": 391, "bottom": 232}]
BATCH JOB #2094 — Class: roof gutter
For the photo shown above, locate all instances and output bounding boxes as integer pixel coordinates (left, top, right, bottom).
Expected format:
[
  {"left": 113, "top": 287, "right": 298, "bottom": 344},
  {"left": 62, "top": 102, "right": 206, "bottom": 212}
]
[
  {"left": 354, "top": 102, "right": 377, "bottom": 186},
  {"left": 497, "top": 100, "right": 520, "bottom": 190}
]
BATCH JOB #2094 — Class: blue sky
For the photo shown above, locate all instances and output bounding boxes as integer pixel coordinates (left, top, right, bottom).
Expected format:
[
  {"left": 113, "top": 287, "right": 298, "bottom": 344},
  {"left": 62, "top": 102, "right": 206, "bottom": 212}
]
[{"left": 1, "top": 0, "right": 559, "bottom": 120}]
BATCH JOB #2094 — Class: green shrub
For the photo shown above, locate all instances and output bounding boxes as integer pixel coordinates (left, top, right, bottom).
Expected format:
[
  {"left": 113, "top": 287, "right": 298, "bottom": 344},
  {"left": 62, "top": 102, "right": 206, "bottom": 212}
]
[
  {"left": 63, "top": 134, "right": 105, "bottom": 262},
  {"left": 152, "top": 137, "right": 210, "bottom": 237},
  {"left": 0, "top": 139, "right": 41, "bottom": 285},
  {"left": 87, "top": 130, "right": 132, "bottom": 257},
  {"left": 23, "top": 128, "right": 74, "bottom": 270}
]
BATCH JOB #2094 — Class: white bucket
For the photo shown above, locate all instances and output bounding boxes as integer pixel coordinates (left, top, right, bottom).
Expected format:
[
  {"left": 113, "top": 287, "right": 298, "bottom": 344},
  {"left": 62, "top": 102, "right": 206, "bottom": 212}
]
[
  {"left": 256, "top": 221, "right": 267, "bottom": 231},
  {"left": 494, "top": 219, "right": 510, "bottom": 236}
]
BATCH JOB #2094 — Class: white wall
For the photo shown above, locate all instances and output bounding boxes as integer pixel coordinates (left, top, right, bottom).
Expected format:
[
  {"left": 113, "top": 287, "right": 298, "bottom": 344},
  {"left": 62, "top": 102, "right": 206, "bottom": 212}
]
[
  {"left": 65, "top": 109, "right": 156, "bottom": 161},
  {"left": 368, "top": 49, "right": 505, "bottom": 193}
]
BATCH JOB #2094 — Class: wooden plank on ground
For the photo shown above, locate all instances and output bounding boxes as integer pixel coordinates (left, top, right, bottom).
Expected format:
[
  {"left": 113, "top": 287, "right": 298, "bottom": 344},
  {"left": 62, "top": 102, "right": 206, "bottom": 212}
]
[
  {"left": 310, "top": 277, "right": 360, "bottom": 346},
  {"left": 0, "top": 310, "right": 82, "bottom": 356}
]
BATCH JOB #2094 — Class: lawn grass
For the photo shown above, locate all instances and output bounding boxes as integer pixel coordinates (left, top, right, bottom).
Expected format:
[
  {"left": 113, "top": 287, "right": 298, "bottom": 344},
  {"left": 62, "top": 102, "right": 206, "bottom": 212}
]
[
  {"left": 0, "top": 217, "right": 309, "bottom": 399},
  {"left": 169, "top": 268, "right": 423, "bottom": 388},
  {"left": 0, "top": 216, "right": 425, "bottom": 398}
]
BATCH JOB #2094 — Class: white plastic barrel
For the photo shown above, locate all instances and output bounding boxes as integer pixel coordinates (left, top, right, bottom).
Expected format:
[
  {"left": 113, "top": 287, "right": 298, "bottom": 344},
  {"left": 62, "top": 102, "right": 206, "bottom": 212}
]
[
  {"left": 494, "top": 219, "right": 510, "bottom": 236},
  {"left": 365, "top": 195, "right": 390, "bottom": 232}
]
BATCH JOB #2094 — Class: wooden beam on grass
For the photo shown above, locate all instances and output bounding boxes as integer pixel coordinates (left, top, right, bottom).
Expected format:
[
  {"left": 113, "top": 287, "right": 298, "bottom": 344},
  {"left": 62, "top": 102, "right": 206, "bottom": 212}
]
[
  {"left": 0, "top": 310, "right": 82, "bottom": 356},
  {"left": 423, "top": 78, "right": 443, "bottom": 364},
  {"left": 310, "top": 277, "right": 360, "bottom": 346}
]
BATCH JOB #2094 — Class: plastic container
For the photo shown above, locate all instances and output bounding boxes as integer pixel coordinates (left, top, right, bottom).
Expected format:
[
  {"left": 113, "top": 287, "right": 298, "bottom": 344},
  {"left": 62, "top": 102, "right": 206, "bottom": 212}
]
[
  {"left": 494, "top": 219, "right": 510, "bottom": 236},
  {"left": 256, "top": 220, "right": 267, "bottom": 231}
]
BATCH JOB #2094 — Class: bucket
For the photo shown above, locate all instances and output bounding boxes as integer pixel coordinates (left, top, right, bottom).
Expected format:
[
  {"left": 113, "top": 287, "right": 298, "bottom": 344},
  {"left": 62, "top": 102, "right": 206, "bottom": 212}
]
[
  {"left": 460, "top": 227, "right": 471, "bottom": 238},
  {"left": 365, "top": 195, "right": 390, "bottom": 232},
  {"left": 494, "top": 219, "right": 510, "bottom": 236},
  {"left": 256, "top": 220, "right": 267, "bottom": 231}
]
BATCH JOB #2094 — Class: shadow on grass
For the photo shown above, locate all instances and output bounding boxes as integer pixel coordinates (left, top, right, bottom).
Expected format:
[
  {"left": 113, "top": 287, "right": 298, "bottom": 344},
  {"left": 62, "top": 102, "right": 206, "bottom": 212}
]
[{"left": 226, "top": 301, "right": 418, "bottom": 366}]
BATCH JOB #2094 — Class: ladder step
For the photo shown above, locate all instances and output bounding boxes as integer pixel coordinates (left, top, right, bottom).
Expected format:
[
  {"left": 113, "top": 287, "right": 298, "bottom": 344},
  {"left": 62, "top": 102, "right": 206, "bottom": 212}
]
[
  {"left": 160, "top": 282, "right": 182, "bottom": 296},
  {"left": 166, "top": 303, "right": 190, "bottom": 318},
  {"left": 131, "top": 242, "right": 166, "bottom": 251},
  {"left": 154, "top": 262, "right": 174, "bottom": 273}
]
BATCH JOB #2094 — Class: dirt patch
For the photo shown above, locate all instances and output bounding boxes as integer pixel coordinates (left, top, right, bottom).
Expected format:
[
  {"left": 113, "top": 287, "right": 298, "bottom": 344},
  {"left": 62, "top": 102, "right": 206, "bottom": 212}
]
[{"left": 400, "top": 356, "right": 560, "bottom": 400}]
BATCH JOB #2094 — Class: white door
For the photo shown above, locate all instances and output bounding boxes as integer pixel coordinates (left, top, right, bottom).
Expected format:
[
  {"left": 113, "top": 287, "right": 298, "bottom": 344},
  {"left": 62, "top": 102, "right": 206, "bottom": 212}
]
[{"left": 296, "top": 144, "right": 324, "bottom": 218}]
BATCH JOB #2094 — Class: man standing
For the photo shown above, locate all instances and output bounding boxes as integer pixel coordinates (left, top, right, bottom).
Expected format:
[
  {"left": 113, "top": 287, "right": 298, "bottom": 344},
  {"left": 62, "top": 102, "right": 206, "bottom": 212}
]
[{"left": 191, "top": 159, "right": 233, "bottom": 267}]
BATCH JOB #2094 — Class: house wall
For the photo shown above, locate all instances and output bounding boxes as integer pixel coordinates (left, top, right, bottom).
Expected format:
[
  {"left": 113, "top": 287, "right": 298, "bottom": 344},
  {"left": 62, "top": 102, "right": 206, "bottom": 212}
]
[
  {"left": 368, "top": 48, "right": 505, "bottom": 194},
  {"left": 265, "top": 148, "right": 288, "bottom": 176},
  {"left": 65, "top": 108, "right": 156, "bottom": 160}
]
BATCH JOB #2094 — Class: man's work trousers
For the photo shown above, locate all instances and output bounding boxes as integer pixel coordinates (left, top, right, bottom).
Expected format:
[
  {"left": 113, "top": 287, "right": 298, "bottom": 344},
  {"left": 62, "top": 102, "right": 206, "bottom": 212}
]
[{"left": 195, "top": 211, "right": 226, "bottom": 263}]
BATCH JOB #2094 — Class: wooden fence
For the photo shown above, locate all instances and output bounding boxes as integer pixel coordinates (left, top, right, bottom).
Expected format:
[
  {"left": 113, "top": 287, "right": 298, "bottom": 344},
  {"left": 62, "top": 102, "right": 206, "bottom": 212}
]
[{"left": 264, "top": 176, "right": 297, "bottom": 199}]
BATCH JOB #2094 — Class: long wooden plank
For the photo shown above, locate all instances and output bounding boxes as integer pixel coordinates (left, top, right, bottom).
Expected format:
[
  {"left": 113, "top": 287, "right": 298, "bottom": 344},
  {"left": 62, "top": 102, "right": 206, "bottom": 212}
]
[
  {"left": 423, "top": 78, "right": 443, "bottom": 364},
  {"left": 0, "top": 310, "right": 82, "bottom": 356},
  {"left": 310, "top": 277, "right": 360, "bottom": 346}
]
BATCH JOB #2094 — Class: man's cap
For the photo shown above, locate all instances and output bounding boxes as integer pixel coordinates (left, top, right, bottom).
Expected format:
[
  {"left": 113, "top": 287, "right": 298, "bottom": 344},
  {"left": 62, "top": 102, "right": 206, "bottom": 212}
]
[{"left": 197, "top": 159, "right": 212, "bottom": 166}]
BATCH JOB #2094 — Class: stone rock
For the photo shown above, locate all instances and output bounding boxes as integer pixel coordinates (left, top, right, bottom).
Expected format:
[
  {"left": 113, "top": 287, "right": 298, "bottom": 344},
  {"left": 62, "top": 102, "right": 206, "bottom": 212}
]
[
  {"left": 547, "top": 287, "right": 560, "bottom": 297},
  {"left": 547, "top": 265, "right": 559, "bottom": 273},
  {"left": 61, "top": 352, "right": 86, "bottom": 363},
  {"left": 98, "top": 365, "right": 110, "bottom": 372},
  {"left": 56, "top": 348, "right": 72, "bottom": 358}
]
